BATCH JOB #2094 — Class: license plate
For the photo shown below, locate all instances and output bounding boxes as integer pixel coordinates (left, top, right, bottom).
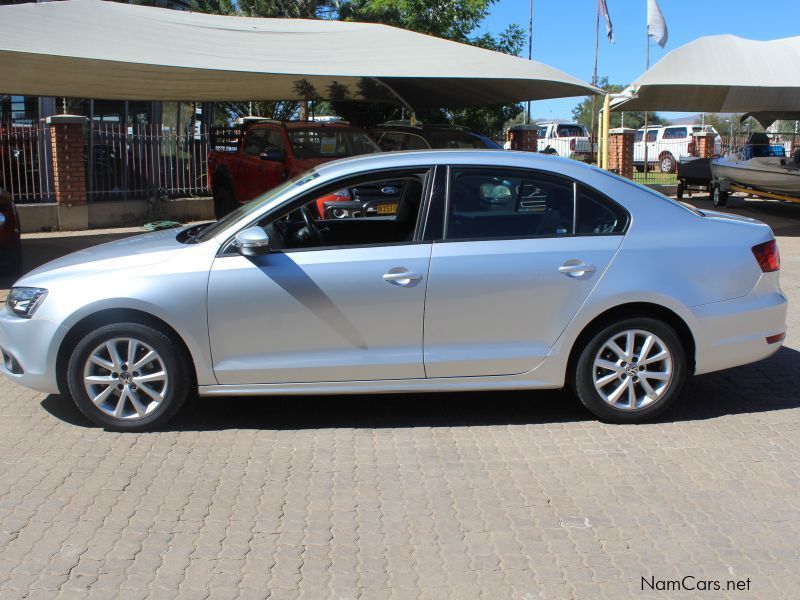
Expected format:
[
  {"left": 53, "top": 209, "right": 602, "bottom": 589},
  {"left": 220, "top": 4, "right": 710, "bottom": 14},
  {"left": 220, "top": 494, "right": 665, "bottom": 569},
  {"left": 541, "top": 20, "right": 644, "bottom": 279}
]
[{"left": 377, "top": 203, "right": 398, "bottom": 215}]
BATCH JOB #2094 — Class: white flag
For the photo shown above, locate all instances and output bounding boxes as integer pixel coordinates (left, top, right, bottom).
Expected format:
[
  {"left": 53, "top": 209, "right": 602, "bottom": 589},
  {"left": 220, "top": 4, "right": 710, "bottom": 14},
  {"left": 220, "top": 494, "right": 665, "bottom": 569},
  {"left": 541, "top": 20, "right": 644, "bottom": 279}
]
[
  {"left": 598, "top": 0, "right": 614, "bottom": 43},
  {"left": 647, "top": 0, "right": 668, "bottom": 48}
]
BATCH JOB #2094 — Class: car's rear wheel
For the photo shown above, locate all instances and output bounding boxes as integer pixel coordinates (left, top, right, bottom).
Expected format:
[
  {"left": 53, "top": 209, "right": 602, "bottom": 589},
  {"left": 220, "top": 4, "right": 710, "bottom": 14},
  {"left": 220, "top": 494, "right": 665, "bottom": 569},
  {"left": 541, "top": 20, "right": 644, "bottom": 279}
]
[
  {"left": 676, "top": 181, "right": 684, "bottom": 199},
  {"left": 213, "top": 182, "right": 237, "bottom": 219},
  {"left": 712, "top": 183, "right": 729, "bottom": 207},
  {"left": 66, "top": 322, "right": 191, "bottom": 431},
  {"left": 573, "top": 317, "right": 687, "bottom": 423},
  {"left": 659, "top": 152, "right": 676, "bottom": 173}
]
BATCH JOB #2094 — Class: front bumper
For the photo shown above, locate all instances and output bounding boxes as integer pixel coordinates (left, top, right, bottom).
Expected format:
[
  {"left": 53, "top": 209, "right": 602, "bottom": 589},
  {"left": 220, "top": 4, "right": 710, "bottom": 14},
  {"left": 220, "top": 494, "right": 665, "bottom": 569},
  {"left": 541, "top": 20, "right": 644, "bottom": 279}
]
[
  {"left": 0, "top": 310, "right": 65, "bottom": 394},
  {"left": 691, "top": 275, "right": 788, "bottom": 375}
]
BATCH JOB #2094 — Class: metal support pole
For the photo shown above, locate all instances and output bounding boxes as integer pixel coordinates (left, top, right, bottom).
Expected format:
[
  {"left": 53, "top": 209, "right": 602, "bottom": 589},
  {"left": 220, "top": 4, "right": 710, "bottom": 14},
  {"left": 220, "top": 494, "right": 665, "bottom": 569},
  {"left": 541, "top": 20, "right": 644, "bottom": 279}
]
[
  {"left": 88, "top": 99, "right": 94, "bottom": 201},
  {"left": 643, "top": 32, "right": 650, "bottom": 179},
  {"left": 596, "top": 109, "right": 603, "bottom": 167},
  {"left": 602, "top": 94, "right": 610, "bottom": 170},
  {"left": 526, "top": 0, "right": 533, "bottom": 124}
]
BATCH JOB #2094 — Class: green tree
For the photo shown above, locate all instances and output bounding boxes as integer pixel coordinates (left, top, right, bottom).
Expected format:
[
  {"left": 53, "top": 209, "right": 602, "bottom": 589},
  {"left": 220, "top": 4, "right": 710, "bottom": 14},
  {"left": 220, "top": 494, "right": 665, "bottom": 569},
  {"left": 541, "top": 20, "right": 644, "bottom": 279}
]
[
  {"left": 338, "top": 0, "right": 493, "bottom": 42},
  {"left": 190, "top": 0, "right": 525, "bottom": 136},
  {"left": 332, "top": 10, "right": 525, "bottom": 136},
  {"left": 571, "top": 77, "right": 665, "bottom": 133}
]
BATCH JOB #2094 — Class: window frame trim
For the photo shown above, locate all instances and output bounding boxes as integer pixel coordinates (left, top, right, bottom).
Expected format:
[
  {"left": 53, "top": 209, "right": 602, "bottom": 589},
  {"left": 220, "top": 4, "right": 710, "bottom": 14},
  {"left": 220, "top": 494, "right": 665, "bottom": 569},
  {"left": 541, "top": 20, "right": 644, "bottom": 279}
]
[
  {"left": 217, "top": 166, "right": 437, "bottom": 257},
  {"left": 439, "top": 165, "right": 630, "bottom": 244}
]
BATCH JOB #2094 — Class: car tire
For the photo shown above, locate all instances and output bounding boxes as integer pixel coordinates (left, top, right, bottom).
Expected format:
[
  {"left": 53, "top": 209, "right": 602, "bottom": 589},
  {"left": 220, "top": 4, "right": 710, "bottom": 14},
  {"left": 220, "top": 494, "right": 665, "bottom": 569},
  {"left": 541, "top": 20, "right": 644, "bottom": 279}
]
[
  {"left": 5, "top": 244, "right": 23, "bottom": 277},
  {"left": 213, "top": 182, "right": 237, "bottom": 219},
  {"left": 572, "top": 317, "right": 687, "bottom": 424},
  {"left": 676, "top": 181, "right": 684, "bottom": 199},
  {"left": 712, "top": 183, "right": 728, "bottom": 207},
  {"left": 66, "top": 322, "right": 192, "bottom": 431},
  {"left": 659, "top": 153, "right": 676, "bottom": 173}
]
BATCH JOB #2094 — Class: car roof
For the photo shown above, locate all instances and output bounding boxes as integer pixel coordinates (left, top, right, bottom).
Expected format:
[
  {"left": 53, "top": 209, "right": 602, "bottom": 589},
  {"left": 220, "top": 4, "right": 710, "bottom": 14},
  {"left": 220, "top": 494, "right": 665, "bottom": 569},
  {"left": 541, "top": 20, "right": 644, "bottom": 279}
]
[
  {"left": 374, "top": 123, "right": 476, "bottom": 134},
  {"left": 248, "top": 120, "right": 355, "bottom": 130}
]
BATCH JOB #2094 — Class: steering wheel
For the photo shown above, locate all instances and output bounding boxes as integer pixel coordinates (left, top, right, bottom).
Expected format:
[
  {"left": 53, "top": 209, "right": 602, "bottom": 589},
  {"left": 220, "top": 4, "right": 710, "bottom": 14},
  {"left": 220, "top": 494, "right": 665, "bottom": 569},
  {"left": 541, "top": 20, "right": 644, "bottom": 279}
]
[{"left": 300, "top": 205, "right": 324, "bottom": 246}]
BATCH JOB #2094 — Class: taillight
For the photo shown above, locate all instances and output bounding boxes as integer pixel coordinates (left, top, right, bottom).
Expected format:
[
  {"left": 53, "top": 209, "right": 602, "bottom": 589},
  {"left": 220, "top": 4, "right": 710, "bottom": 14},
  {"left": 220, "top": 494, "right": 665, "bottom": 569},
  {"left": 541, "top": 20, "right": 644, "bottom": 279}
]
[
  {"left": 752, "top": 240, "right": 780, "bottom": 272},
  {"left": 570, "top": 139, "right": 576, "bottom": 151}
]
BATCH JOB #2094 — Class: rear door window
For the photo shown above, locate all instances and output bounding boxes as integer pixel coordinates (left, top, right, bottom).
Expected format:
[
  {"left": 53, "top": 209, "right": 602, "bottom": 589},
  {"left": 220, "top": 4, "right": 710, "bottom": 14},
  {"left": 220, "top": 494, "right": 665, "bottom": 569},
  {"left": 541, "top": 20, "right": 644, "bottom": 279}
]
[
  {"left": 663, "top": 127, "right": 688, "bottom": 140},
  {"left": 556, "top": 125, "right": 585, "bottom": 137},
  {"left": 243, "top": 128, "right": 268, "bottom": 156},
  {"left": 377, "top": 132, "right": 429, "bottom": 151},
  {"left": 446, "top": 168, "right": 574, "bottom": 240}
]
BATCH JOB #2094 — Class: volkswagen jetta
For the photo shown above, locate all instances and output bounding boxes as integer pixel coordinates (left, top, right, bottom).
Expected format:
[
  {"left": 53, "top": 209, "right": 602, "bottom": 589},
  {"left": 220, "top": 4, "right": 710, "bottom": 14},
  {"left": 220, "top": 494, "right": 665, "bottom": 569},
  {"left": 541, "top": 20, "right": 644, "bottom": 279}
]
[{"left": 0, "top": 151, "right": 787, "bottom": 430}]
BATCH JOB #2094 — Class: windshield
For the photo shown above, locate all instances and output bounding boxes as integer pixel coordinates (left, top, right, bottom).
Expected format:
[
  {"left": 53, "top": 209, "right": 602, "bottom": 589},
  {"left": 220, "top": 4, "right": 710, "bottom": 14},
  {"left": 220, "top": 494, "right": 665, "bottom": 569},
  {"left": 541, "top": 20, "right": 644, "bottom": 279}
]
[
  {"left": 556, "top": 125, "right": 586, "bottom": 137},
  {"left": 288, "top": 127, "right": 380, "bottom": 159},
  {"left": 193, "top": 171, "right": 320, "bottom": 243},
  {"left": 426, "top": 130, "right": 501, "bottom": 149}
]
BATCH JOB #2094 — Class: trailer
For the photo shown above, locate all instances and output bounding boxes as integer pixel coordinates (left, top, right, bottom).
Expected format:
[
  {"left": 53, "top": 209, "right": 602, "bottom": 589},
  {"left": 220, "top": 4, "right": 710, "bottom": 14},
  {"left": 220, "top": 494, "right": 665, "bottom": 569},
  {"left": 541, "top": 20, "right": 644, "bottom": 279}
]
[
  {"left": 675, "top": 156, "right": 713, "bottom": 199},
  {"left": 711, "top": 181, "right": 800, "bottom": 208}
]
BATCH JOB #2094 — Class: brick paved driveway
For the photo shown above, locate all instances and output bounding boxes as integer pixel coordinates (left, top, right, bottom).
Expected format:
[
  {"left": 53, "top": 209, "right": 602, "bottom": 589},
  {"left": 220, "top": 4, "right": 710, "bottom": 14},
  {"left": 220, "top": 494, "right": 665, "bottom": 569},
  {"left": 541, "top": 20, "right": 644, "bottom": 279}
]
[{"left": 1, "top": 196, "right": 799, "bottom": 599}]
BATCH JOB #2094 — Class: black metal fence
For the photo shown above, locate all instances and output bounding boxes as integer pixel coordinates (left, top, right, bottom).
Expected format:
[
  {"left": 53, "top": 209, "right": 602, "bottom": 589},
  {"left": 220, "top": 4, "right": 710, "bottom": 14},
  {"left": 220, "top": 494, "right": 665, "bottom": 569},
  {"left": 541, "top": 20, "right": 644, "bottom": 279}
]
[
  {"left": 1, "top": 122, "right": 211, "bottom": 204},
  {"left": 630, "top": 130, "right": 800, "bottom": 185},
  {"left": 0, "top": 124, "right": 54, "bottom": 203},
  {"left": 87, "top": 123, "right": 210, "bottom": 202}
]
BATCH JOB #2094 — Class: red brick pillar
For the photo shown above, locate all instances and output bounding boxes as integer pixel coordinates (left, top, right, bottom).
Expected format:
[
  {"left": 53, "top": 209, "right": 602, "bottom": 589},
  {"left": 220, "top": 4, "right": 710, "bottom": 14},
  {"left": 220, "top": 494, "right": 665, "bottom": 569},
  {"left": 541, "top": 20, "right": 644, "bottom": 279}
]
[
  {"left": 608, "top": 128, "right": 635, "bottom": 179},
  {"left": 47, "top": 115, "right": 87, "bottom": 205},
  {"left": 693, "top": 132, "right": 717, "bottom": 158},
  {"left": 508, "top": 124, "right": 538, "bottom": 152}
]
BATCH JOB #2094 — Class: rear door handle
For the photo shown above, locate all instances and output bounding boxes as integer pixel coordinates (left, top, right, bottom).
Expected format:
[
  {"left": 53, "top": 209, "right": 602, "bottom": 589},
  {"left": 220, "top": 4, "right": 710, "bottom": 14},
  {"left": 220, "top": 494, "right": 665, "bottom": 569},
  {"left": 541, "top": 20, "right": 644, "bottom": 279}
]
[
  {"left": 558, "top": 262, "right": 596, "bottom": 277},
  {"left": 383, "top": 269, "right": 422, "bottom": 287}
]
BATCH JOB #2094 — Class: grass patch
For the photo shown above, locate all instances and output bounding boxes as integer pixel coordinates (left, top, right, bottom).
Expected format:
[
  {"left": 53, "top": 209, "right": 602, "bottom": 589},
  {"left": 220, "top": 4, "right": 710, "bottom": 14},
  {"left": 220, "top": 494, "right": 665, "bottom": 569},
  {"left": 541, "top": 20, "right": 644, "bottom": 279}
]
[{"left": 632, "top": 173, "right": 678, "bottom": 185}]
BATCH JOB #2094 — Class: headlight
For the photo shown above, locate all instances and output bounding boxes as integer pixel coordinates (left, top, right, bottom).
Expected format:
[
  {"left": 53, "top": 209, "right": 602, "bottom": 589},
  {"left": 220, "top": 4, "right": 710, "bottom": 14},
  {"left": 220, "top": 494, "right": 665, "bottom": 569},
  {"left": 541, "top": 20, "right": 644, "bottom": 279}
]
[{"left": 6, "top": 287, "right": 48, "bottom": 318}]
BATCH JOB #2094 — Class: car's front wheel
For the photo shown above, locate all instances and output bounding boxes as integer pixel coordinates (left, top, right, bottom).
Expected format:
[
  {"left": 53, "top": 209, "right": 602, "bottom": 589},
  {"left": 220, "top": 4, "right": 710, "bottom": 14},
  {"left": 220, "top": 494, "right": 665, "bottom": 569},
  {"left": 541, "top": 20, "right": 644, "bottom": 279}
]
[
  {"left": 66, "top": 322, "right": 192, "bottom": 431},
  {"left": 573, "top": 317, "right": 687, "bottom": 423},
  {"left": 213, "top": 182, "right": 237, "bottom": 219}
]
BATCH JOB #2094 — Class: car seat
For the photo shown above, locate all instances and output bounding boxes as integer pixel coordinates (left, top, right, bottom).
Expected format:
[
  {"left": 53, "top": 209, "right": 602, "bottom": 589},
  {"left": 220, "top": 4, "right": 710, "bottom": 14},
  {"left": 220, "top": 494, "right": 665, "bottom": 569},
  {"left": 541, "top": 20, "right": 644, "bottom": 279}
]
[{"left": 394, "top": 178, "right": 424, "bottom": 239}]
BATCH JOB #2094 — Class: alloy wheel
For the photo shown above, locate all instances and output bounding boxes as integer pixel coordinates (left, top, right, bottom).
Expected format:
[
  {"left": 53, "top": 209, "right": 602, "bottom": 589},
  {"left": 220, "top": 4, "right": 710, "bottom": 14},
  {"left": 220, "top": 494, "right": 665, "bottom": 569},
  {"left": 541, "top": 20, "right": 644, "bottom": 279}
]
[
  {"left": 82, "top": 337, "right": 169, "bottom": 420},
  {"left": 592, "top": 329, "right": 673, "bottom": 411}
]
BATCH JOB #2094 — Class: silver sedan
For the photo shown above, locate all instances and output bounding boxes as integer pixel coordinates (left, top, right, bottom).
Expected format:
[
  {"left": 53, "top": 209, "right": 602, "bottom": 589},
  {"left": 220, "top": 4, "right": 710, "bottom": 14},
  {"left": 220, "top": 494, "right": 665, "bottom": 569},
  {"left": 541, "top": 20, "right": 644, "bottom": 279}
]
[{"left": 0, "top": 150, "right": 787, "bottom": 430}]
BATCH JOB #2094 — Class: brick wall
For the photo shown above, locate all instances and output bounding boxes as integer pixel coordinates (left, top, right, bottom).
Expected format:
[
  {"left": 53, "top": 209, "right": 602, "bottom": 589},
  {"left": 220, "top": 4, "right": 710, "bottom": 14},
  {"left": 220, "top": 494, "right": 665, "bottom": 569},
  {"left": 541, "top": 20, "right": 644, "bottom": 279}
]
[
  {"left": 47, "top": 115, "right": 87, "bottom": 205},
  {"left": 608, "top": 128, "right": 635, "bottom": 179},
  {"left": 508, "top": 125, "right": 538, "bottom": 152},
  {"left": 694, "top": 132, "right": 716, "bottom": 158}
]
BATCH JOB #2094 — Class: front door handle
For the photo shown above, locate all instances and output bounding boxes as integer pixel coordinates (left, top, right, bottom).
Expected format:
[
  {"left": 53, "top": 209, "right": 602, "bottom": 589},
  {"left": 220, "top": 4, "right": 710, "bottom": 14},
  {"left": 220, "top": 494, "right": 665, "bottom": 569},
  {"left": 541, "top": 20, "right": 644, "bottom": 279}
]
[
  {"left": 383, "top": 269, "right": 422, "bottom": 287},
  {"left": 558, "top": 261, "right": 596, "bottom": 278}
]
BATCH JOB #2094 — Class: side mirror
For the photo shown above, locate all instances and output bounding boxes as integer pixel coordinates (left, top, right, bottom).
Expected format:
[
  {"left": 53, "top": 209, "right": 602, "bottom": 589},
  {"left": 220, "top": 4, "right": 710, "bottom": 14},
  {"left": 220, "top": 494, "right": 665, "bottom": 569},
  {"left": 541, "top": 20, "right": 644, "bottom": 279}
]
[
  {"left": 260, "top": 148, "right": 285, "bottom": 162},
  {"left": 234, "top": 226, "right": 270, "bottom": 256}
]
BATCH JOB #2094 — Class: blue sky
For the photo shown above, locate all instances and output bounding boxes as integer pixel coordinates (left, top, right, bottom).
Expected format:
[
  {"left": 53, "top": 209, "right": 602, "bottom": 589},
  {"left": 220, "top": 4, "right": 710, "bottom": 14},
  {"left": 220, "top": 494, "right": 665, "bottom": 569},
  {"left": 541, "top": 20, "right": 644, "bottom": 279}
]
[{"left": 479, "top": 0, "right": 800, "bottom": 121}]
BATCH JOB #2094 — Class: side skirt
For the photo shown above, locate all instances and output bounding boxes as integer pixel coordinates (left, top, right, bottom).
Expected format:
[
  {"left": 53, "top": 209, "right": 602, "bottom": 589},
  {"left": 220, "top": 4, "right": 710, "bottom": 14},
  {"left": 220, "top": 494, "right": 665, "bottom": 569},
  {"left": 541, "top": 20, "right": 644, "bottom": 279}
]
[{"left": 198, "top": 373, "right": 562, "bottom": 397}]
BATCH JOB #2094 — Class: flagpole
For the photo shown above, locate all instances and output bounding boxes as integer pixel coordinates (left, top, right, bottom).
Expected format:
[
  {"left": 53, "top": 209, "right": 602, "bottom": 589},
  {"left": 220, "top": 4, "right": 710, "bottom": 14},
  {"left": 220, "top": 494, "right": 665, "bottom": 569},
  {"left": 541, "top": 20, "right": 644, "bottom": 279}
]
[
  {"left": 590, "top": 5, "right": 600, "bottom": 162},
  {"left": 643, "top": 27, "right": 650, "bottom": 179},
  {"left": 526, "top": 0, "right": 533, "bottom": 124}
]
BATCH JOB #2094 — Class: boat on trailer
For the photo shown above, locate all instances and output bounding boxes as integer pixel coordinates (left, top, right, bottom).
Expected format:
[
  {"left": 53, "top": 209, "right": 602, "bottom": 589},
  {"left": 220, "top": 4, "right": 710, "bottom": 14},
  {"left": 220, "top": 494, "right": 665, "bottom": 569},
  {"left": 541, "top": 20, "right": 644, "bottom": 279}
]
[{"left": 710, "top": 132, "right": 800, "bottom": 206}]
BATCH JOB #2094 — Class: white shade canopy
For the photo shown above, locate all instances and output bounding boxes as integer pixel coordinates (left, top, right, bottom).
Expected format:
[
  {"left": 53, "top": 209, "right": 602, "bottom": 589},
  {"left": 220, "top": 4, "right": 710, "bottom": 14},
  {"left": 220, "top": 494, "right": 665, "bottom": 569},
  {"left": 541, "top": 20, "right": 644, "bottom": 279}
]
[
  {"left": 611, "top": 35, "right": 800, "bottom": 113},
  {"left": 0, "top": 0, "right": 598, "bottom": 109}
]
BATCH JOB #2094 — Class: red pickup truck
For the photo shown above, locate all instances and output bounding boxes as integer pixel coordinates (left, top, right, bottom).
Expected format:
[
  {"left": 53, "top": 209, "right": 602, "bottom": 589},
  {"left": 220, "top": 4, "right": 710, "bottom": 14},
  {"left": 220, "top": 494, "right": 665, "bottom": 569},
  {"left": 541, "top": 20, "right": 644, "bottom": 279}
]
[{"left": 208, "top": 119, "right": 381, "bottom": 218}]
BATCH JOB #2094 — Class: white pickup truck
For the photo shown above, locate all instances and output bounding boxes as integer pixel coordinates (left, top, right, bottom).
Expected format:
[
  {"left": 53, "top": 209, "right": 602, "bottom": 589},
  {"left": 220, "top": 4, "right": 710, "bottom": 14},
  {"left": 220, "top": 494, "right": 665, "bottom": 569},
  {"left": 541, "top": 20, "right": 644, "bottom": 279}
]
[
  {"left": 536, "top": 122, "right": 592, "bottom": 160},
  {"left": 633, "top": 124, "right": 722, "bottom": 173}
]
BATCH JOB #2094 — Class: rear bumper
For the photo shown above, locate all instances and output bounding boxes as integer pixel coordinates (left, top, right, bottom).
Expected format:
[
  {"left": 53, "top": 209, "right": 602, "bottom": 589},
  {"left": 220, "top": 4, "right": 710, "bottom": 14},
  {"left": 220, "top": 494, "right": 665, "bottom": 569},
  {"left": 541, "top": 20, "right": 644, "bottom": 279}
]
[
  {"left": 0, "top": 311, "right": 64, "bottom": 394},
  {"left": 691, "top": 275, "right": 787, "bottom": 375}
]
